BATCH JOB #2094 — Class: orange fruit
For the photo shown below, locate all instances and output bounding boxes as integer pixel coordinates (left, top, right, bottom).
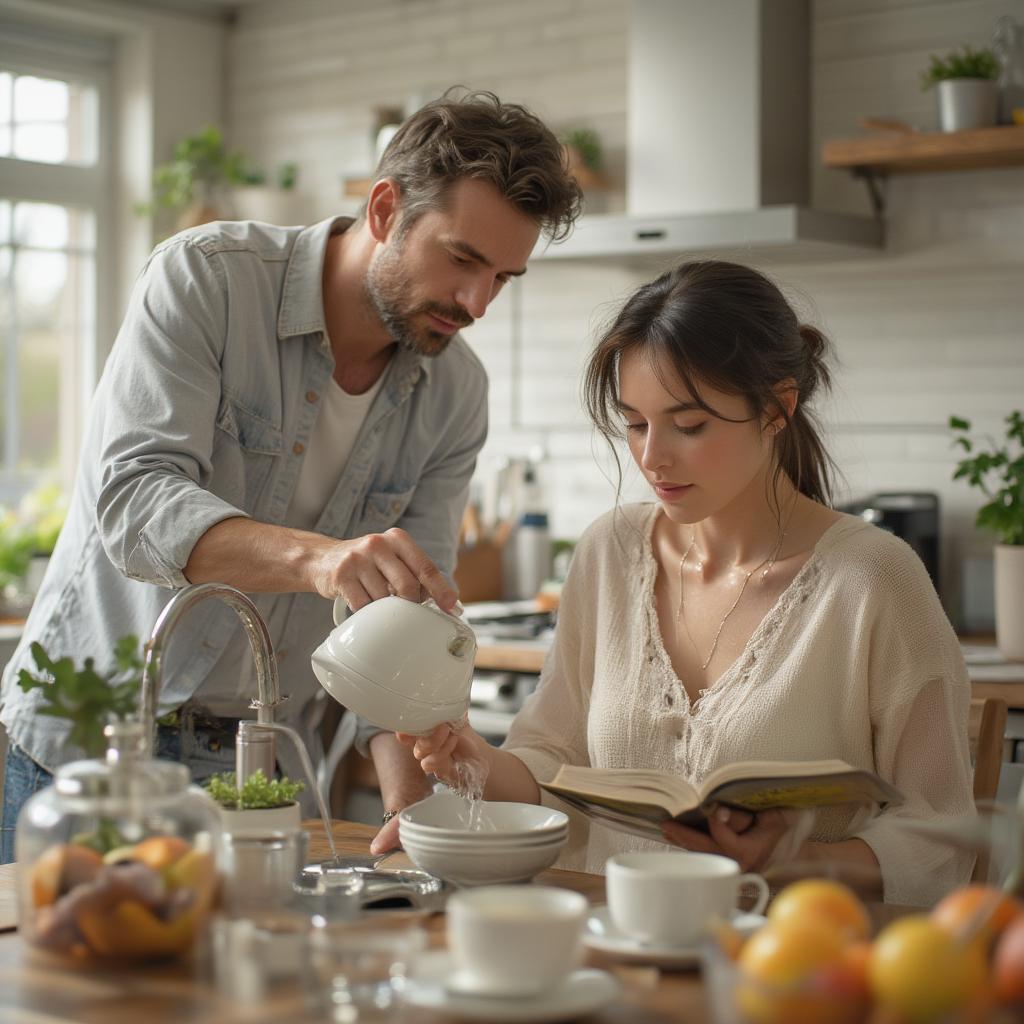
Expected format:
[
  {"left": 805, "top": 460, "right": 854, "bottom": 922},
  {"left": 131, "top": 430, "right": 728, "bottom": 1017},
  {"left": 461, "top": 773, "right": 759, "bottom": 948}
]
[
  {"left": 869, "top": 914, "right": 987, "bottom": 1023},
  {"left": 28, "top": 844, "right": 102, "bottom": 908},
  {"left": 130, "top": 835, "right": 191, "bottom": 870},
  {"left": 736, "top": 918, "right": 864, "bottom": 1024},
  {"left": 767, "top": 878, "right": 871, "bottom": 942},
  {"left": 931, "top": 884, "right": 1022, "bottom": 952},
  {"left": 993, "top": 912, "right": 1024, "bottom": 1006}
]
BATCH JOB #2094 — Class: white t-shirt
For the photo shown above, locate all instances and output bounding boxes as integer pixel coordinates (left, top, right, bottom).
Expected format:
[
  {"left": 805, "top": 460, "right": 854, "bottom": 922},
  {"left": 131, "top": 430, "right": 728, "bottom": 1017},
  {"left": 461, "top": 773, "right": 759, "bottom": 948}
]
[
  {"left": 286, "top": 373, "right": 386, "bottom": 530},
  {"left": 202, "top": 372, "right": 385, "bottom": 718}
]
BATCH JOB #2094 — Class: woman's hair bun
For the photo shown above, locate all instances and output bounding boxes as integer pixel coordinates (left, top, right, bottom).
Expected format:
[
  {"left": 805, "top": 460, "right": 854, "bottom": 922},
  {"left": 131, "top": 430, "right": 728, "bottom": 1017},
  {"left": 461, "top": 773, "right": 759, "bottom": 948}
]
[{"left": 797, "top": 324, "right": 832, "bottom": 392}]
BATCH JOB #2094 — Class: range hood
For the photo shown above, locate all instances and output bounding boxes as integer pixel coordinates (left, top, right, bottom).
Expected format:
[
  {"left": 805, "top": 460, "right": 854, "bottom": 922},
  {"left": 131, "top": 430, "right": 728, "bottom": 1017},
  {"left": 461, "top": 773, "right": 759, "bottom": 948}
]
[{"left": 534, "top": 0, "right": 882, "bottom": 265}]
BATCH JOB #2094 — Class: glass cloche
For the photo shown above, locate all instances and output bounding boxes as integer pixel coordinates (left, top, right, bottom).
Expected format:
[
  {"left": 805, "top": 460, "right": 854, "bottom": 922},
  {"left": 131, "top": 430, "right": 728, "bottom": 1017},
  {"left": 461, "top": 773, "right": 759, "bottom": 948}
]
[{"left": 16, "top": 721, "right": 222, "bottom": 962}]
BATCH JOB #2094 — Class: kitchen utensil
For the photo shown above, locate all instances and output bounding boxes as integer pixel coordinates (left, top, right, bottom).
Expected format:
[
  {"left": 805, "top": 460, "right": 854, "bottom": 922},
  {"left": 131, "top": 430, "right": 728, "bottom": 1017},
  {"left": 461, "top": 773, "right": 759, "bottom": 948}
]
[{"left": 311, "top": 595, "right": 476, "bottom": 734}]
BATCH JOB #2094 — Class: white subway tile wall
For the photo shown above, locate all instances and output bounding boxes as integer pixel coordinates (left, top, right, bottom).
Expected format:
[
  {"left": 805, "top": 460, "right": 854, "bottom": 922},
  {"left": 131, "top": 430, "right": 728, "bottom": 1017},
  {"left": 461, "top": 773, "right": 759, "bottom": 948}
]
[{"left": 229, "top": 0, "right": 1024, "bottom": 623}]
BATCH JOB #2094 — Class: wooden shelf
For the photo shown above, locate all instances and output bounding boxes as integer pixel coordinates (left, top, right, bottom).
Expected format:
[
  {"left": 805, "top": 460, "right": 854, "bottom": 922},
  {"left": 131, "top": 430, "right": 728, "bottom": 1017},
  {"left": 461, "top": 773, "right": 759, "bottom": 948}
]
[{"left": 822, "top": 123, "right": 1024, "bottom": 176}]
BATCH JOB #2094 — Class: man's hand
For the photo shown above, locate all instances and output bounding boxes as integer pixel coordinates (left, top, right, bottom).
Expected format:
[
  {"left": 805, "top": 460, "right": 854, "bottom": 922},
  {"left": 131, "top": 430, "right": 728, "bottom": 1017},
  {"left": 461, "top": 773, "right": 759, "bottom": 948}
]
[
  {"left": 311, "top": 527, "right": 458, "bottom": 612},
  {"left": 185, "top": 518, "right": 458, "bottom": 612}
]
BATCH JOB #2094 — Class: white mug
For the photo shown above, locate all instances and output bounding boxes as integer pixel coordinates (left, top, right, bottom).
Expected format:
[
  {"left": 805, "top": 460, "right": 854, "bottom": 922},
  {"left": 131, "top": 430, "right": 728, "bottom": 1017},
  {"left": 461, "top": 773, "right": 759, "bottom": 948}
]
[
  {"left": 446, "top": 885, "right": 588, "bottom": 996},
  {"left": 606, "top": 851, "right": 769, "bottom": 947}
]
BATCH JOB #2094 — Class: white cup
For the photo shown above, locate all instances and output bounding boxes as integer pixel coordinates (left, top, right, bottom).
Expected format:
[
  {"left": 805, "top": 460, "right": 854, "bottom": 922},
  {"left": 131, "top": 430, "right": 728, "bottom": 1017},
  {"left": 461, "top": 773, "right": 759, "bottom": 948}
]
[
  {"left": 606, "top": 851, "right": 769, "bottom": 947},
  {"left": 446, "top": 885, "right": 588, "bottom": 996}
]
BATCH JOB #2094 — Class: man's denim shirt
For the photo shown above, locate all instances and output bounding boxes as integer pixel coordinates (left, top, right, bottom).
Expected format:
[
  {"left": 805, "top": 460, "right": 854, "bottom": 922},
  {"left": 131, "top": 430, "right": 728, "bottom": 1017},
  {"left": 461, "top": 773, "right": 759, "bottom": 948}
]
[{"left": 0, "top": 218, "right": 488, "bottom": 777}]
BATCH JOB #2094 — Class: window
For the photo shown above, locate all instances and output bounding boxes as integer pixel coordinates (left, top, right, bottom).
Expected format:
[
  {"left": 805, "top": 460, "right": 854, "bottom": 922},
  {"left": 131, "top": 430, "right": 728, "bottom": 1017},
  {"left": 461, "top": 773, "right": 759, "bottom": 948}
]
[
  {"left": 0, "top": 200, "right": 96, "bottom": 500},
  {"left": 0, "top": 31, "right": 111, "bottom": 506},
  {"left": 0, "top": 69, "right": 99, "bottom": 165}
]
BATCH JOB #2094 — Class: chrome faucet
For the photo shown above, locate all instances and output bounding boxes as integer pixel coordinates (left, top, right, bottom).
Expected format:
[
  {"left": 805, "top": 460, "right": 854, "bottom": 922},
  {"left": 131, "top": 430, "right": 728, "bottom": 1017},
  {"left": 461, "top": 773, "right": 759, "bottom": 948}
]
[{"left": 139, "top": 582, "right": 289, "bottom": 786}]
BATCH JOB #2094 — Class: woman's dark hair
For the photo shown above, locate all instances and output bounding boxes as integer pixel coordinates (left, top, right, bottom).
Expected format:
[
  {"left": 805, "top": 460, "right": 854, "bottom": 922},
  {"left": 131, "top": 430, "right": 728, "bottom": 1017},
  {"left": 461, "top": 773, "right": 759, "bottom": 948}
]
[
  {"left": 372, "top": 88, "right": 582, "bottom": 243},
  {"left": 583, "top": 260, "right": 837, "bottom": 509}
]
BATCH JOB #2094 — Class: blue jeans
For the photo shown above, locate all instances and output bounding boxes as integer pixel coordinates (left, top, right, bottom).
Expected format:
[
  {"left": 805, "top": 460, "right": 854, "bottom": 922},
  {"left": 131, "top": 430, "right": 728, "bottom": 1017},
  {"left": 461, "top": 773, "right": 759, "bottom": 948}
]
[{"left": 1, "top": 724, "right": 237, "bottom": 864}]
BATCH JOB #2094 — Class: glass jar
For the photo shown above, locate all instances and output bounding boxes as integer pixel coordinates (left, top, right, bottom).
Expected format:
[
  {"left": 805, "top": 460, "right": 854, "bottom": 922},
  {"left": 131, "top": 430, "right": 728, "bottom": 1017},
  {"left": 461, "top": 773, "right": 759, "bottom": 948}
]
[{"left": 16, "top": 721, "right": 222, "bottom": 963}]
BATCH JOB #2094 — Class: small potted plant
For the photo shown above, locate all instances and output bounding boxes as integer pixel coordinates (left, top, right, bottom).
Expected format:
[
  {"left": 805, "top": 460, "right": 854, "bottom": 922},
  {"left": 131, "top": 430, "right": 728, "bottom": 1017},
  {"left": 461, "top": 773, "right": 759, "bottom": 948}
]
[
  {"left": 922, "top": 45, "right": 1000, "bottom": 131},
  {"left": 0, "top": 483, "right": 67, "bottom": 613},
  {"left": 950, "top": 412, "right": 1024, "bottom": 660},
  {"left": 205, "top": 769, "right": 304, "bottom": 833},
  {"left": 232, "top": 161, "right": 305, "bottom": 225},
  {"left": 138, "top": 125, "right": 251, "bottom": 232}
]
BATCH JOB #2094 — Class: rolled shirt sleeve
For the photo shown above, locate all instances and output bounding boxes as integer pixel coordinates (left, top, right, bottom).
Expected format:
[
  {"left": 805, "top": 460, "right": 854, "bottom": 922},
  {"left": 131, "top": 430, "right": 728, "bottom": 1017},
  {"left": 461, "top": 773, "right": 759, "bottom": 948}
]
[{"left": 95, "top": 239, "right": 248, "bottom": 588}]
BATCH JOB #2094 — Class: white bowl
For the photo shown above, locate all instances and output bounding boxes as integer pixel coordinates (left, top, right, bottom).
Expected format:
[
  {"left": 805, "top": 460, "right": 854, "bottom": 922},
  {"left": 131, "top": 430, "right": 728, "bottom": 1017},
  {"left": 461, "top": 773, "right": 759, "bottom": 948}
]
[
  {"left": 399, "top": 792, "right": 568, "bottom": 838},
  {"left": 398, "top": 831, "right": 568, "bottom": 853},
  {"left": 310, "top": 596, "right": 476, "bottom": 734},
  {"left": 400, "top": 831, "right": 567, "bottom": 886}
]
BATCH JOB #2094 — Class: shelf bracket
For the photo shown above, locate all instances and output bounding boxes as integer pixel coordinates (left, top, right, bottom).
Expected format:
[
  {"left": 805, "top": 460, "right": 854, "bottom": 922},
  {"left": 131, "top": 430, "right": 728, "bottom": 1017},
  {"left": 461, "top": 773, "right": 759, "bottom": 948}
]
[{"left": 852, "top": 167, "right": 887, "bottom": 220}]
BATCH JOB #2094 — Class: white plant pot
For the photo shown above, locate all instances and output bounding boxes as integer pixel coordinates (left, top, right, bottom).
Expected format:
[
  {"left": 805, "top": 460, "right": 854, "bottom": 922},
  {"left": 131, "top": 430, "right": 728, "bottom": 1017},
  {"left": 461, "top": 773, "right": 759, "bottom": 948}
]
[
  {"left": 936, "top": 79, "right": 999, "bottom": 131},
  {"left": 994, "top": 544, "right": 1024, "bottom": 662},
  {"left": 231, "top": 186, "right": 305, "bottom": 226},
  {"left": 219, "top": 801, "right": 302, "bottom": 834}
]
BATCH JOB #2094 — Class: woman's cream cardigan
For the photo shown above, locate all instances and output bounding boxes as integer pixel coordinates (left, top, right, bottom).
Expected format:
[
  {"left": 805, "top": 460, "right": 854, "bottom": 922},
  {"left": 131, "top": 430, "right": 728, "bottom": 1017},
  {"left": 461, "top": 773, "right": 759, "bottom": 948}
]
[{"left": 503, "top": 504, "right": 975, "bottom": 906}]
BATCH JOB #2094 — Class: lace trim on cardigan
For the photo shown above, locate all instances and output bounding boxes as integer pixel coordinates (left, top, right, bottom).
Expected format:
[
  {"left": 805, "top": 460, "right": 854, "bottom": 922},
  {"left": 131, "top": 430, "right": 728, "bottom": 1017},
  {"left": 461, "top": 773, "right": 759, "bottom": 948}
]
[{"left": 638, "top": 506, "right": 859, "bottom": 715}]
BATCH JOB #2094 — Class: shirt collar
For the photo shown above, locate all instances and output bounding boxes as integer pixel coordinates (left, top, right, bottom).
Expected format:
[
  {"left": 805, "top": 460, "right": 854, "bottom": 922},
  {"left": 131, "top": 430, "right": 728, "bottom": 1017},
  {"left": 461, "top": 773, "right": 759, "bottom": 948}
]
[
  {"left": 277, "top": 214, "right": 436, "bottom": 383},
  {"left": 277, "top": 215, "right": 351, "bottom": 342}
]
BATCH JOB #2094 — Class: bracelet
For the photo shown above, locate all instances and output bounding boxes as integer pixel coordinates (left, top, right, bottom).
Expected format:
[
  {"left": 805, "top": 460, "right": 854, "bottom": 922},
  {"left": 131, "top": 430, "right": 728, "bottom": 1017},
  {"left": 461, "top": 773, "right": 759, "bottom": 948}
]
[{"left": 381, "top": 810, "right": 398, "bottom": 825}]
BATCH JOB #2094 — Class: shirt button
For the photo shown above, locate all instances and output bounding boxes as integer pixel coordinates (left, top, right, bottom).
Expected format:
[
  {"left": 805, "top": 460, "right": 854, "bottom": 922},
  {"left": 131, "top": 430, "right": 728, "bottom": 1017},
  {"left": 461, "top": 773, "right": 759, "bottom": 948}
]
[
  {"left": 293, "top": 442, "right": 305, "bottom": 455},
  {"left": 676, "top": 732, "right": 684, "bottom": 741},
  {"left": 306, "top": 390, "right": 318, "bottom": 403}
]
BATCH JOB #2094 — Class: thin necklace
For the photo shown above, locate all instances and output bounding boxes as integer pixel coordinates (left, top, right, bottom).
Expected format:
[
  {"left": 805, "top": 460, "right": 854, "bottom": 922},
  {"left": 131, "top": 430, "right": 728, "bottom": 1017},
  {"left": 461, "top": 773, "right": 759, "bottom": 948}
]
[{"left": 675, "top": 528, "right": 787, "bottom": 671}]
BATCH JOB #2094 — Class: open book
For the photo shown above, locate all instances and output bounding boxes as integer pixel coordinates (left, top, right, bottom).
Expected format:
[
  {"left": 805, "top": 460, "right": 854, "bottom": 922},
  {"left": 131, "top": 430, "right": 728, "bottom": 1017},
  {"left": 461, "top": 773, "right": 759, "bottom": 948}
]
[{"left": 540, "top": 759, "right": 902, "bottom": 841}]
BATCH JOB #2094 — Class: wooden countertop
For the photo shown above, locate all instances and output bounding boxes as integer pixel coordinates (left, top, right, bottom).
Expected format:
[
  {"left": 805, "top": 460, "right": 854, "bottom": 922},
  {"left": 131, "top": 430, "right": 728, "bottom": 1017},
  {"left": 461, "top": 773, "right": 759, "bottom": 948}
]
[
  {"left": 476, "top": 637, "right": 1024, "bottom": 708},
  {"left": 0, "top": 820, "right": 713, "bottom": 1023}
]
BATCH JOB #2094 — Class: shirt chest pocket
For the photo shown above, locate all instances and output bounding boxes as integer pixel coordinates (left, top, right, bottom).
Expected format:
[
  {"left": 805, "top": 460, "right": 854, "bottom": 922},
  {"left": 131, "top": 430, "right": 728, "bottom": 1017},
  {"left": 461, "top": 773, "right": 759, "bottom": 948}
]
[
  {"left": 360, "top": 485, "right": 417, "bottom": 532},
  {"left": 211, "top": 396, "right": 283, "bottom": 510}
]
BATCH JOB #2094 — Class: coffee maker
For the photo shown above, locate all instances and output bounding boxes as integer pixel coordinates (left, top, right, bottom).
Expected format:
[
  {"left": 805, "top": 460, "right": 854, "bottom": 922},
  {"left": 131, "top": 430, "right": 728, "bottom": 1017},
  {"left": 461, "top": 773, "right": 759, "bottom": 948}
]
[{"left": 839, "top": 492, "right": 940, "bottom": 589}]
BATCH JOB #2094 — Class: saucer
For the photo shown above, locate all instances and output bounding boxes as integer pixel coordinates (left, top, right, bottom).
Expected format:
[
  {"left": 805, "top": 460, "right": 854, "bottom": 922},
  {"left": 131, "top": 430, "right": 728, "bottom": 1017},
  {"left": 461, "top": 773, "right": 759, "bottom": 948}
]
[
  {"left": 405, "top": 951, "right": 621, "bottom": 1022},
  {"left": 583, "top": 906, "right": 767, "bottom": 968}
]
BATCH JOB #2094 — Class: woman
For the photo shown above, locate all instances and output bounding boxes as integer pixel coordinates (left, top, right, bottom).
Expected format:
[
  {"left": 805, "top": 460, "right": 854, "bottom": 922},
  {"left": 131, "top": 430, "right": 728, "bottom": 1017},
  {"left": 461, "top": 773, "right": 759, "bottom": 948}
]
[{"left": 401, "top": 261, "right": 974, "bottom": 906}]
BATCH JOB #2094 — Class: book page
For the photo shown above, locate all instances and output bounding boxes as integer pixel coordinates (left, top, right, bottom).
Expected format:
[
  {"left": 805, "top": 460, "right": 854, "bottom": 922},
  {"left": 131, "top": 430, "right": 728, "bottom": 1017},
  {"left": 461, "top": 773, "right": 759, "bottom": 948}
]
[
  {"left": 545, "top": 764, "right": 699, "bottom": 815},
  {"left": 697, "top": 759, "right": 860, "bottom": 800}
]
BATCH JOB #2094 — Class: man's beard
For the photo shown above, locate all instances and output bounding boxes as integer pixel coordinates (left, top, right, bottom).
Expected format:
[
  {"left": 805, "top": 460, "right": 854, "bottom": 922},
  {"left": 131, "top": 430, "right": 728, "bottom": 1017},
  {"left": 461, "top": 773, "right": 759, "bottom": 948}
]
[{"left": 363, "top": 240, "right": 473, "bottom": 358}]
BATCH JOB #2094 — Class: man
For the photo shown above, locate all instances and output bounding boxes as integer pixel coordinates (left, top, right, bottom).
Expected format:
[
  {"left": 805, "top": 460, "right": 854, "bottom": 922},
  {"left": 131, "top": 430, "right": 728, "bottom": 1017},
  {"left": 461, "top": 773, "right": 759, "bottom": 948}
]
[{"left": 0, "top": 89, "right": 581, "bottom": 861}]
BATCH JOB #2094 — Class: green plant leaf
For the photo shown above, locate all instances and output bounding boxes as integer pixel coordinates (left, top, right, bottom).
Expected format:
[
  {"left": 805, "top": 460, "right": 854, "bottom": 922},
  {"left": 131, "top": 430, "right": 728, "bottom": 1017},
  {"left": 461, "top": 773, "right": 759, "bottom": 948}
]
[
  {"left": 921, "top": 45, "right": 999, "bottom": 89},
  {"left": 204, "top": 769, "right": 304, "bottom": 810},
  {"left": 949, "top": 411, "right": 1024, "bottom": 545},
  {"left": 16, "top": 637, "right": 144, "bottom": 757}
]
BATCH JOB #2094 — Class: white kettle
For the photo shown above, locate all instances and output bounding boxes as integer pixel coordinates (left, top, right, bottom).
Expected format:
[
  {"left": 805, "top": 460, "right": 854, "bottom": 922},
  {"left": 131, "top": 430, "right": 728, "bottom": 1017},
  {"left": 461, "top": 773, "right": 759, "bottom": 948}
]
[{"left": 311, "top": 596, "right": 477, "bottom": 735}]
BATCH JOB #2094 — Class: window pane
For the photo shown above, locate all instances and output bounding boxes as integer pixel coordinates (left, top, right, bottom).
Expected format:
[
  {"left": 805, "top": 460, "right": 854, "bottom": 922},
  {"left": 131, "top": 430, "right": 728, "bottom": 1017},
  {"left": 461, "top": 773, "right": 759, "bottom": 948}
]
[
  {"left": 67, "top": 205, "right": 95, "bottom": 250},
  {"left": 0, "top": 124, "right": 9, "bottom": 158},
  {"left": 13, "top": 247, "right": 67, "bottom": 476},
  {"left": 0, "top": 202, "right": 9, "bottom": 244},
  {"left": 14, "top": 75, "right": 68, "bottom": 122},
  {"left": 13, "top": 203, "right": 69, "bottom": 250},
  {"left": 13, "top": 123, "right": 68, "bottom": 163},
  {"left": 0, "top": 71, "right": 11, "bottom": 116}
]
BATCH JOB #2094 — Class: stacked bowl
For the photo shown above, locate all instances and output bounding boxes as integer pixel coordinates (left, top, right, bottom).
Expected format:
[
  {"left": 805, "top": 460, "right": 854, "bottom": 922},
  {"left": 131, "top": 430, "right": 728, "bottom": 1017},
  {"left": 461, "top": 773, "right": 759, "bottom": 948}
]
[{"left": 398, "top": 791, "right": 569, "bottom": 887}]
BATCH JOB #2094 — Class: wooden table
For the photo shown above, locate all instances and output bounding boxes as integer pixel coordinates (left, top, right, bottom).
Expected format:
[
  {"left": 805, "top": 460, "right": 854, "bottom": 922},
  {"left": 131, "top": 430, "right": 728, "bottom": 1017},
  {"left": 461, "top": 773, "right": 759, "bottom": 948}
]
[{"left": 0, "top": 820, "right": 714, "bottom": 1023}]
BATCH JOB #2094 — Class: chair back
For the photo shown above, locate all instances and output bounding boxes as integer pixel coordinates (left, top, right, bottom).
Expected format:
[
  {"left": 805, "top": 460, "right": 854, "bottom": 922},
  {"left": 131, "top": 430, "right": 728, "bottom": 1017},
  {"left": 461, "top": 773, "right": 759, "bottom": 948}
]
[{"left": 969, "top": 696, "right": 1008, "bottom": 883}]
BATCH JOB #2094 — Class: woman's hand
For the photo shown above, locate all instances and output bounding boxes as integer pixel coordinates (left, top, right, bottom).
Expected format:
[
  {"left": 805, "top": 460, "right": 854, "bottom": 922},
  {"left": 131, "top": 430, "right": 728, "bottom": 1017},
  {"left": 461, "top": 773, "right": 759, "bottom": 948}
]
[
  {"left": 661, "top": 807, "right": 801, "bottom": 872},
  {"left": 395, "top": 722, "right": 487, "bottom": 789}
]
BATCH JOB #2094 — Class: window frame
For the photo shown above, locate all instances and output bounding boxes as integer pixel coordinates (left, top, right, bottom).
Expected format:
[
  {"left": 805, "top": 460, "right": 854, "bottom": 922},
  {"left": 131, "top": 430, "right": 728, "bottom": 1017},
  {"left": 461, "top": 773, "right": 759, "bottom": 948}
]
[{"left": 0, "top": 28, "right": 114, "bottom": 497}]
